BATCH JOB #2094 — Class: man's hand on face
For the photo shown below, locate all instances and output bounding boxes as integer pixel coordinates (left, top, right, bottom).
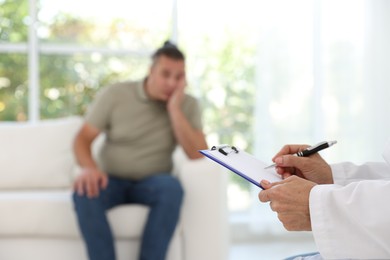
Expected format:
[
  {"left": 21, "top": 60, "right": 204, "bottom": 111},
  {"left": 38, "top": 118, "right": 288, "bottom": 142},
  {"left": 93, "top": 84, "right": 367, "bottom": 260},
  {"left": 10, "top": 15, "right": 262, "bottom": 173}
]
[
  {"left": 167, "top": 83, "right": 185, "bottom": 112},
  {"left": 73, "top": 167, "right": 108, "bottom": 198}
]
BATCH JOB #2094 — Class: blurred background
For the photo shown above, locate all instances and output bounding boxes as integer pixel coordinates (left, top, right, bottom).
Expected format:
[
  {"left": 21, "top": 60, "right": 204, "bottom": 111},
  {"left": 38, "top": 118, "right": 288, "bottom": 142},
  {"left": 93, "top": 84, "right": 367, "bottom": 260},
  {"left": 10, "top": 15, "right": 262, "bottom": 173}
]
[{"left": 1, "top": 0, "right": 390, "bottom": 258}]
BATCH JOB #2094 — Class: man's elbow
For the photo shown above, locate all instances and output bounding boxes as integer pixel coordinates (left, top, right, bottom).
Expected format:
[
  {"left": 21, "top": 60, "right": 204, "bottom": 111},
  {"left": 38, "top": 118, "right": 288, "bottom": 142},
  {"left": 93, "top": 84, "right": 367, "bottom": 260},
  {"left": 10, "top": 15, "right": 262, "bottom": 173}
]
[{"left": 186, "top": 149, "right": 206, "bottom": 160}]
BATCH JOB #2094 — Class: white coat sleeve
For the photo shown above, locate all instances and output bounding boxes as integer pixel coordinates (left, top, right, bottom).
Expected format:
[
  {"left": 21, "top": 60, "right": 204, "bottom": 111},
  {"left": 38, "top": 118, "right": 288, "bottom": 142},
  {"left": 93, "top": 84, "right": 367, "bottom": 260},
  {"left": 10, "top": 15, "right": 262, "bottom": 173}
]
[
  {"left": 310, "top": 161, "right": 390, "bottom": 259},
  {"left": 331, "top": 161, "right": 390, "bottom": 185}
]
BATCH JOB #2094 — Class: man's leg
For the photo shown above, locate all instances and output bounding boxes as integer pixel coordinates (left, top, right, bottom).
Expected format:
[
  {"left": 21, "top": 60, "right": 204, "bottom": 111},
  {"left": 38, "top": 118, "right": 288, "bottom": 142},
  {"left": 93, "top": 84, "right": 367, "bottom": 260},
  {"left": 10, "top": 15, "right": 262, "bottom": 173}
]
[
  {"left": 73, "top": 177, "right": 128, "bottom": 260},
  {"left": 128, "top": 175, "right": 184, "bottom": 260}
]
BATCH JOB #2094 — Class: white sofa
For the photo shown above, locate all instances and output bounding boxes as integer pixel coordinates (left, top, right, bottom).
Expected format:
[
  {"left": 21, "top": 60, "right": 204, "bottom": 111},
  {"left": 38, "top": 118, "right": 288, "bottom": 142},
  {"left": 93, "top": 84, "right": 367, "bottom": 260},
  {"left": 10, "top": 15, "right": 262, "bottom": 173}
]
[{"left": 0, "top": 117, "right": 229, "bottom": 260}]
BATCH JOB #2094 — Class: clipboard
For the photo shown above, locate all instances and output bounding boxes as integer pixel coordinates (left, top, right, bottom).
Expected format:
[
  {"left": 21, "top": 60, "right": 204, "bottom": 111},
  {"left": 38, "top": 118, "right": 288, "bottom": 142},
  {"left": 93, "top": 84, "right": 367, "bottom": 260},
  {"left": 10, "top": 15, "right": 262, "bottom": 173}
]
[{"left": 199, "top": 145, "right": 282, "bottom": 189}]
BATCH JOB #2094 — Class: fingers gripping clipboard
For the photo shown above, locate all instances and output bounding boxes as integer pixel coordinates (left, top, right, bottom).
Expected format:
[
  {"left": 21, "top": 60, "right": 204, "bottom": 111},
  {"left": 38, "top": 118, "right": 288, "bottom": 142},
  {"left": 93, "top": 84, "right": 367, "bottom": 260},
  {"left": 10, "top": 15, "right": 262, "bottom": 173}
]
[{"left": 199, "top": 145, "right": 282, "bottom": 189}]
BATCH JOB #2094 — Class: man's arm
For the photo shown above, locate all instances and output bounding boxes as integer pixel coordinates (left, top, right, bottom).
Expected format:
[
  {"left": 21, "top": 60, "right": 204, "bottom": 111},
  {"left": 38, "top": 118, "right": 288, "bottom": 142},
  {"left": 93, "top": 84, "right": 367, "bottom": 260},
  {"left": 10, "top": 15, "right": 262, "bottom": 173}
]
[
  {"left": 73, "top": 122, "right": 108, "bottom": 198},
  {"left": 74, "top": 123, "right": 100, "bottom": 169},
  {"left": 167, "top": 85, "right": 208, "bottom": 159}
]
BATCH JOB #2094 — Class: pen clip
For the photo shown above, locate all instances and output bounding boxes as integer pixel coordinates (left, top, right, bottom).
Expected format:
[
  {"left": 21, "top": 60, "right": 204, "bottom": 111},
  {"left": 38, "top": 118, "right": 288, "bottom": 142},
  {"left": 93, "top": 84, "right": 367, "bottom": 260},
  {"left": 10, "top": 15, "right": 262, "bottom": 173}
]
[{"left": 304, "top": 141, "right": 327, "bottom": 151}]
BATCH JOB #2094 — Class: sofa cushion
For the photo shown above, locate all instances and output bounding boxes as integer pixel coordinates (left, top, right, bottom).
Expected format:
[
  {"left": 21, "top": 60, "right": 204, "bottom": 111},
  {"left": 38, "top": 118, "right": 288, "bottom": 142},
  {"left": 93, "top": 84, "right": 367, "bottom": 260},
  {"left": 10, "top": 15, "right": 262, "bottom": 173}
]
[
  {"left": 0, "top": 190, "right": 149, "bottom": 239},
  {"left": 0, "top": 117, "right": 82, "bottom": 189}
]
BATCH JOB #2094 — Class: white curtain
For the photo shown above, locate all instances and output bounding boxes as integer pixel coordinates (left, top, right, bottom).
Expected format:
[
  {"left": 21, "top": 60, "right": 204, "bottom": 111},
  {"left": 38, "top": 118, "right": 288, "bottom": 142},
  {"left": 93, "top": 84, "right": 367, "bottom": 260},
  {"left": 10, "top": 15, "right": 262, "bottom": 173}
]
[
  {"left": 364, "top": 0, "right": 390, "bottom": 155},
  {"left": 251, "top": 0, "right": 390, "bottom": 234}
]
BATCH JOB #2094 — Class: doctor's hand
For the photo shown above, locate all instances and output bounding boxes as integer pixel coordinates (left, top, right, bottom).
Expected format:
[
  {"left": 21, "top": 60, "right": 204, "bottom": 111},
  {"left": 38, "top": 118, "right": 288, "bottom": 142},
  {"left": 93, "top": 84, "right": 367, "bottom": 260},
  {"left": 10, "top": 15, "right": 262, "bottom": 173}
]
[
  {"left": 272, "top": 144, "right": 333, "bottom": 184},
  {"left": 73, "top": 167, "right": 108, "bottom": 198},
  {"left": 258, "top": 176, "right": 316, "bottom": 231}
]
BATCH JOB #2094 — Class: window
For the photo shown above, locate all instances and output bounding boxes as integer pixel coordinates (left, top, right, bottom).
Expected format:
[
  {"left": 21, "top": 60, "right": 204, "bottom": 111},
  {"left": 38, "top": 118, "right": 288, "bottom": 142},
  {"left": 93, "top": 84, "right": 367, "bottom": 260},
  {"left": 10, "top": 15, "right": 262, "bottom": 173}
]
[
  {"left": 0, "top": 0, "right": 174, "bottom": 121},
  {"left": 0, "top": 0, "right": 29, "bottom": 120}
]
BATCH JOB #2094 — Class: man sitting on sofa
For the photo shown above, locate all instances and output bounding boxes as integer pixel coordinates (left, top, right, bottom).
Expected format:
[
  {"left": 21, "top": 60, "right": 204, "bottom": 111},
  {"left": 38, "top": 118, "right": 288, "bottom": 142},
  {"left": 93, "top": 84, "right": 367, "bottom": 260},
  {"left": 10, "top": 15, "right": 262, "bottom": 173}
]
[{"left": 72, "top": 41, "right": 208, "bottom": 260}]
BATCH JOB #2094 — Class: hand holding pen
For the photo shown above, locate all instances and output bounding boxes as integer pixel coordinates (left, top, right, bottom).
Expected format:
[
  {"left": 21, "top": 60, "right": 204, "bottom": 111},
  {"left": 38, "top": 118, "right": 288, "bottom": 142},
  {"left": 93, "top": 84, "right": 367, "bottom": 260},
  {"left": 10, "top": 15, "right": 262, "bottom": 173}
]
[
  {"left": 264, "top": 141, "right": 337, "bottom": 184},
  {"left": 265, "top": 141, "right": 337, "bottom": 169}
]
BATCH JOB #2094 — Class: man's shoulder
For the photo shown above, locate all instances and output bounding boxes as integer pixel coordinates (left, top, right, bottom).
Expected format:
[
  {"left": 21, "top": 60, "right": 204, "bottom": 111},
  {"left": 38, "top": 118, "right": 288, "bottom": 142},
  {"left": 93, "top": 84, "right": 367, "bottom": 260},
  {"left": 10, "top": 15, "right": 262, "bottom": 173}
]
[
  {"left": 183, "top": 93, "right": 199, "bottom": 105},
  {"left": 108, "top": 80, "right": 140, "bottom": 91},
  {"left": 100, "top": 80, "right": 141, "bottom": 96},
  {"left": 182, "top": 94, "right": 201, "bottom": 115}
]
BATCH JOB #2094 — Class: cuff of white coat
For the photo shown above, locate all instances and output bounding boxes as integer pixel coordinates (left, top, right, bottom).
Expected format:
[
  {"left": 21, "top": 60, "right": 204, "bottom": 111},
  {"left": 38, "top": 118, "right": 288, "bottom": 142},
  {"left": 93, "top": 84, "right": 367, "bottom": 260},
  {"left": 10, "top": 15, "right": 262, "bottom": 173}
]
[
  {"left": 330, "top": 163, "right": 348, "bottom": 185},
  {"left": 309, "top": 184, "right": 342, "bottom": 259}
]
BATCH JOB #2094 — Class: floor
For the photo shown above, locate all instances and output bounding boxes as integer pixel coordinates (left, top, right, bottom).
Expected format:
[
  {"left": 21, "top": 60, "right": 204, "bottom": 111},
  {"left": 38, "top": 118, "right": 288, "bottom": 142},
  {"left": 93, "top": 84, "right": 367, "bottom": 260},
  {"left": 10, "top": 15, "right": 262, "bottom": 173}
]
[
  {"left": 227, "top": 202, "right": 319, "bottom": 260},
  {"left": 229, "top": 237, "right": 317, "bottom": 260}
]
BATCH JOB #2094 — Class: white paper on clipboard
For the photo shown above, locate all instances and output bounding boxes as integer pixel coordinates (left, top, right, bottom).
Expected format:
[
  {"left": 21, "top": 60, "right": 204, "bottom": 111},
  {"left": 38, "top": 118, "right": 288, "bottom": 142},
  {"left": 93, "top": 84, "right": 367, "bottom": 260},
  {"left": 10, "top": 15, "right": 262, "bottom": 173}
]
[{"left": 199, "top": 145, "right": 282, "bottom": 189}]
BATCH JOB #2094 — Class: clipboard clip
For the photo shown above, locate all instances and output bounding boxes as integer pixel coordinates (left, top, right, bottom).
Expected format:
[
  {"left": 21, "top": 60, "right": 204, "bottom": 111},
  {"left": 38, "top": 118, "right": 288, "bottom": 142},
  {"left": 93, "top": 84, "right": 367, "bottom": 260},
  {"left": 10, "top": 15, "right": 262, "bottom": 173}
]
[{"left": 211, "top": 145, "right": 239, "bottom": 156}]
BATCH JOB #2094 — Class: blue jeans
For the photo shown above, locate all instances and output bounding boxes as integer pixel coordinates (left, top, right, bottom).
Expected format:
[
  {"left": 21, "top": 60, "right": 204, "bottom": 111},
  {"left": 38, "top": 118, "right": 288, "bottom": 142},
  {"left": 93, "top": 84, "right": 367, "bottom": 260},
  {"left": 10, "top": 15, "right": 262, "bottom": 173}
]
[{"left": 73, "top": 174, "right": 184, "bottom": 260}]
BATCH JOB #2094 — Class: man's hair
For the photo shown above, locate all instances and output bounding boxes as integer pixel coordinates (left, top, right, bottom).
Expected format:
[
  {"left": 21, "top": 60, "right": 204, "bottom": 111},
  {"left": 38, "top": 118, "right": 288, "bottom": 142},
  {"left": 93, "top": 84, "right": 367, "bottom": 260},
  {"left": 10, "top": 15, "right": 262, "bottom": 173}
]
[{"left": 151, "top": 41, "right": 185, "bottom": 64}]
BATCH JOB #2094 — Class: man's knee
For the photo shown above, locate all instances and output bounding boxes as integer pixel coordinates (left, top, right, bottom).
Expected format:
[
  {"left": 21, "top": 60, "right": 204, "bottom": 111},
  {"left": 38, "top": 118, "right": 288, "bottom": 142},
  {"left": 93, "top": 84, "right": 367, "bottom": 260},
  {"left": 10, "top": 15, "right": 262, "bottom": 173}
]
[
  {"left": 72, "top": 192, "right": 105, "bottom": 215},
  {"left": 158, "top": 176, "right": 184, "bottom": 206},
  {"left": 73, "top": 192, "right": 90, "bottom": 205},
  {"left": 72, "top": 192, "right": 89, "bottom": 213}
]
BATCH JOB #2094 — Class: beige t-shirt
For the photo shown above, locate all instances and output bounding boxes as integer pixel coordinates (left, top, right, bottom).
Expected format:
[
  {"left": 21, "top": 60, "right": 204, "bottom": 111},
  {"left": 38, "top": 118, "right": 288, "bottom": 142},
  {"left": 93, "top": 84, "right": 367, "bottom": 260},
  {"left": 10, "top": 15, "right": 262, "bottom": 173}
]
[{"left": 85, "top": 80, "right": 202, "bottom": 180}]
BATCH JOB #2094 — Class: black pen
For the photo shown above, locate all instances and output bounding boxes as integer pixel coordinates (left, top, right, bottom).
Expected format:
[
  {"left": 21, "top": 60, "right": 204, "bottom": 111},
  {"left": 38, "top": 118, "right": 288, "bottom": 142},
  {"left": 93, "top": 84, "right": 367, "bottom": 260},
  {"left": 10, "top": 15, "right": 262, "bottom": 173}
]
[{"left": 264, "top": 140, "right": 337, "bottom": 169}]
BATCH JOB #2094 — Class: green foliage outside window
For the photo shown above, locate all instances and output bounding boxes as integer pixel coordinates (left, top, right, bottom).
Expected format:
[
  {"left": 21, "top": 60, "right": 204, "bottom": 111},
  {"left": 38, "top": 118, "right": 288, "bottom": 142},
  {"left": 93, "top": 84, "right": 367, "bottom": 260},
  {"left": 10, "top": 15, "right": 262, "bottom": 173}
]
[
  {"left": 0, "top": 0, "right": 28, "bottom": 42},
  {"left": 184, "top": 35, "right": 256, "bottom": 190},
  {"left": 0, "top": 53, "right": 28, "bottom": 121},
  {"left": 38, "top": 54, "right": 149, "bottom": 118}
]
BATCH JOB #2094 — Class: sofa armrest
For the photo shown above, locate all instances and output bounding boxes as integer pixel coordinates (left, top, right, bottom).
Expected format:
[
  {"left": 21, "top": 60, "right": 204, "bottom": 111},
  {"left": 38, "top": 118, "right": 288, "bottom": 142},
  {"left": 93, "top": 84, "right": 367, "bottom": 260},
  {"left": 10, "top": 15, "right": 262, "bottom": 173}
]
[{"left": 174, "top": 149, "right": 229, "bottom": 260}]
